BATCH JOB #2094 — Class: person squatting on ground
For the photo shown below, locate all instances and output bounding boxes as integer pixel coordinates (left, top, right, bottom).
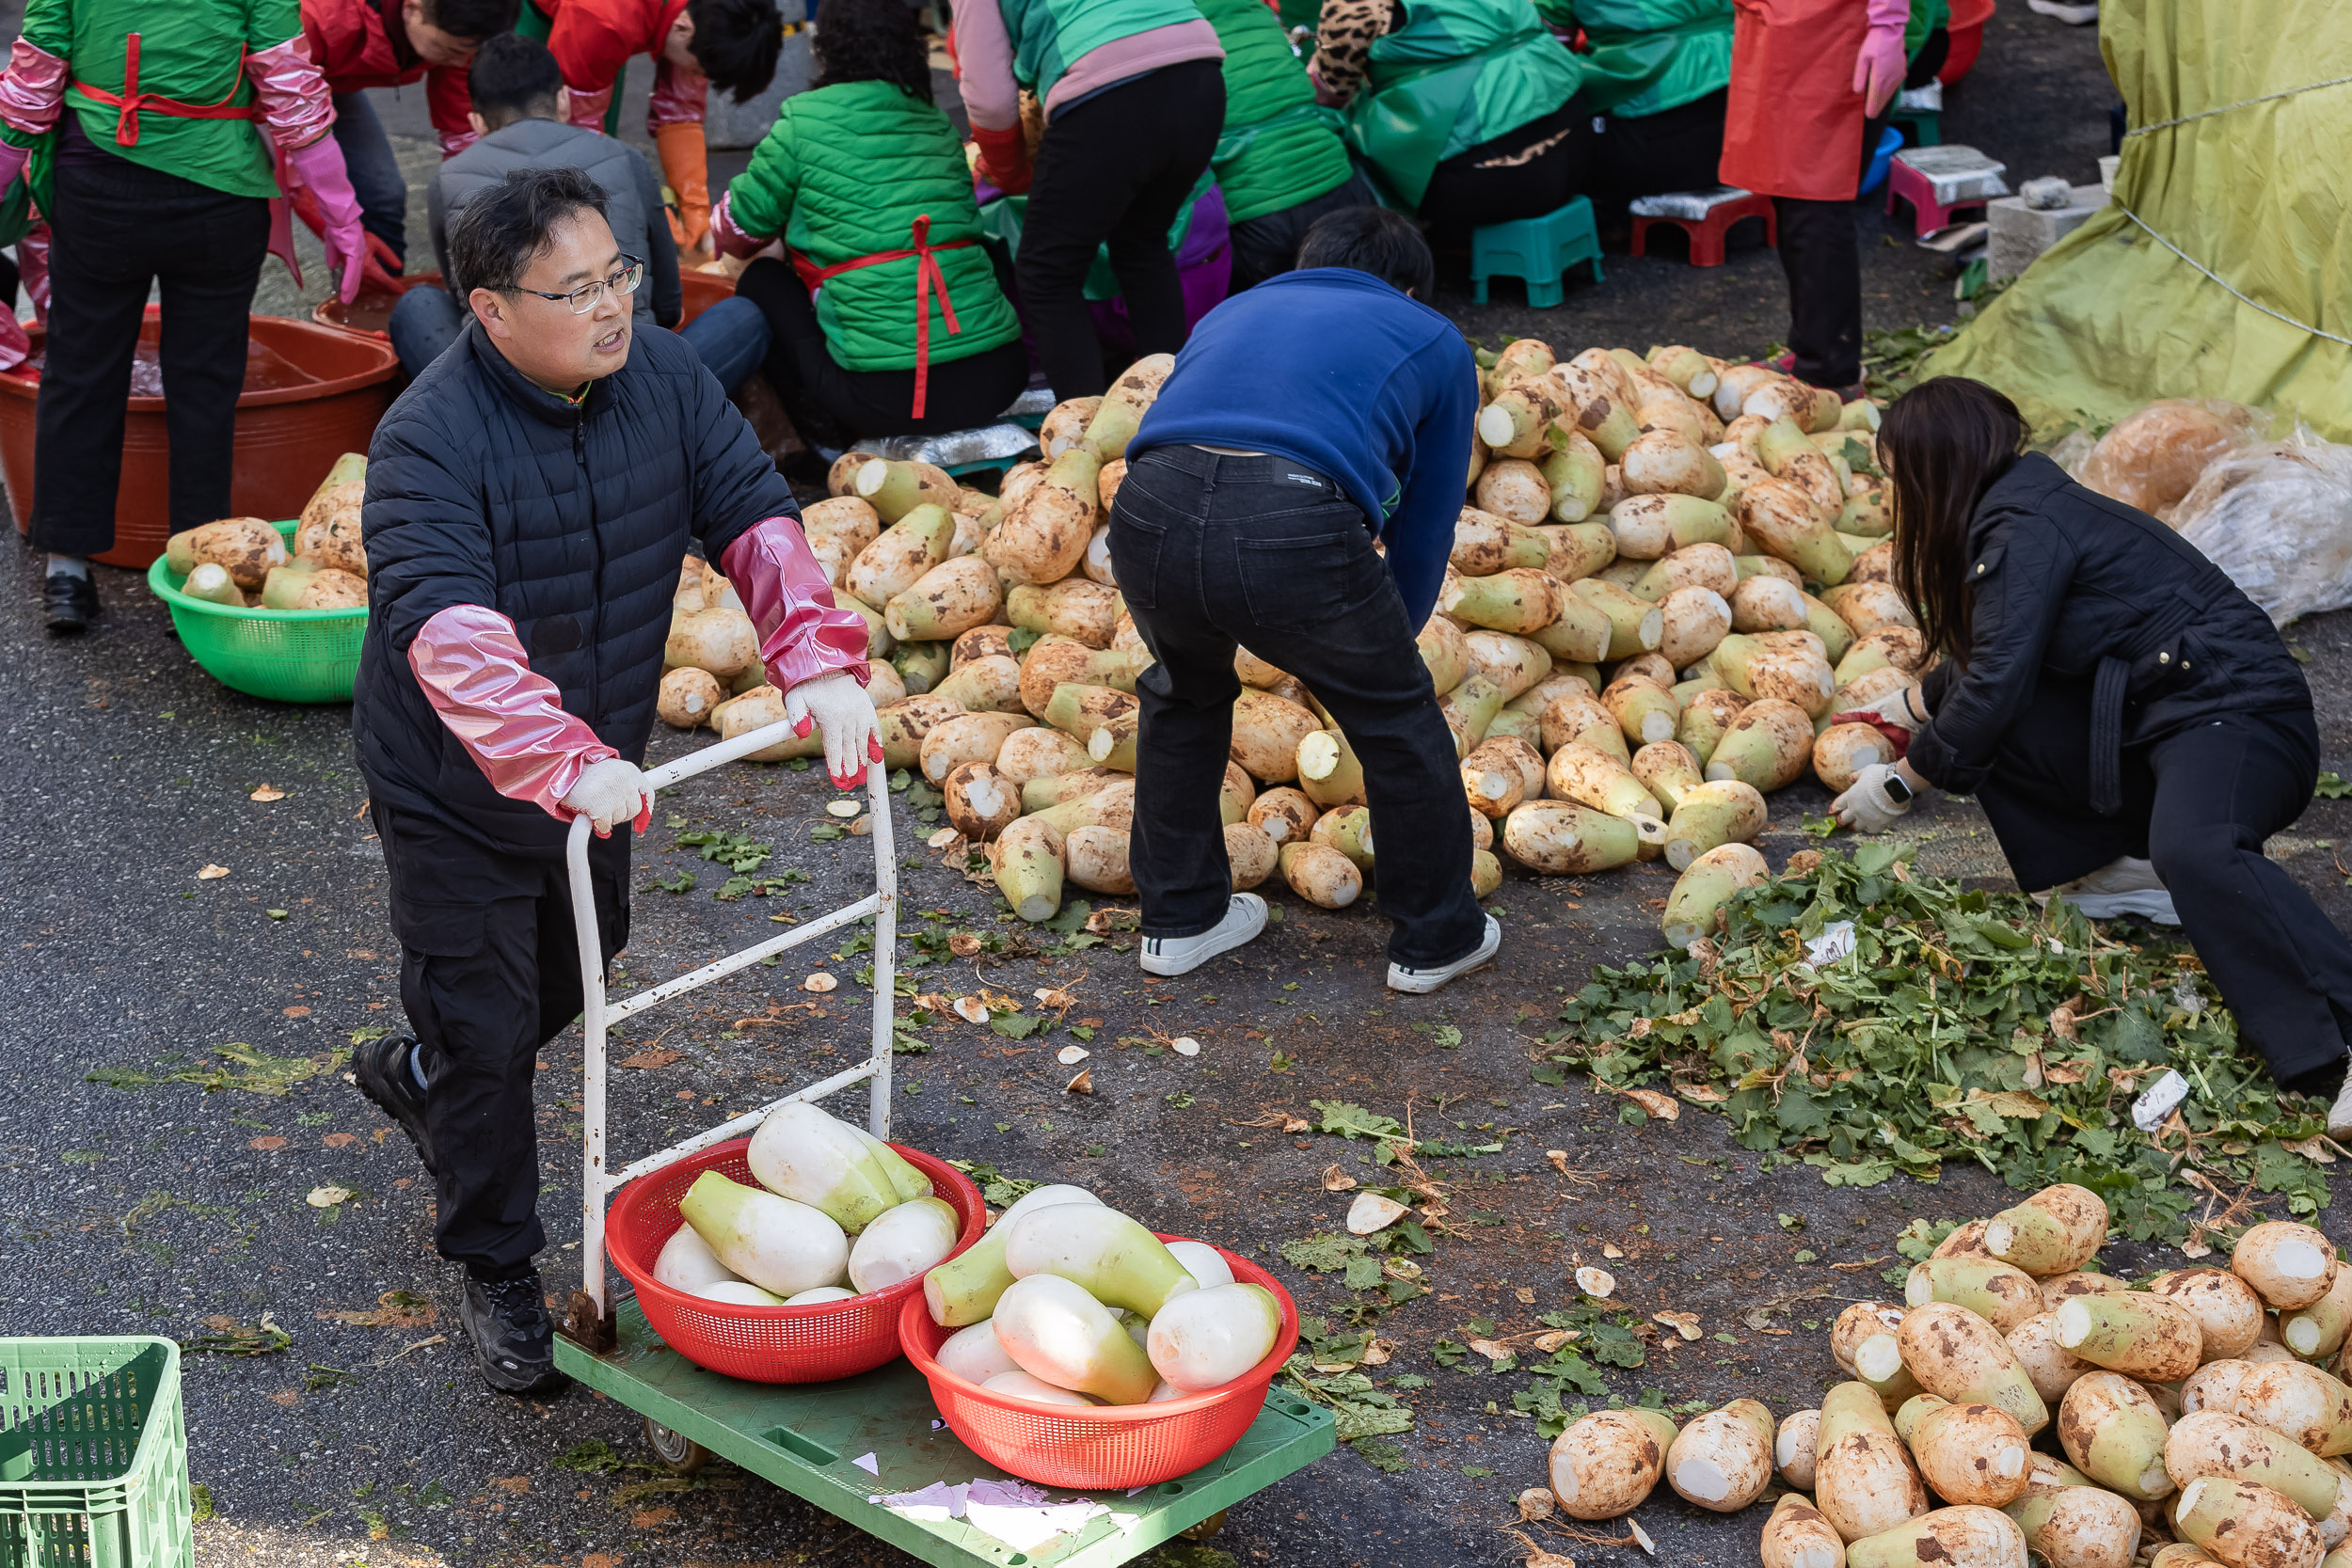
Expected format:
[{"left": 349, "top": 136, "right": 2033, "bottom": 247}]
[
  {"left": 0, "top": 0, "right": 374, "bottom": 634},
  {"left": 951, "top": 0, "right": 1228, "bottom": 400},
  {"left": 349, "top": 166, "right": 881, "bottom": 1392},
  {"left": 712, "top": 0, "right": 1027, "bottom": 447},
  {"left": 521, "top": 0, "right": 786, "bottom": 259},
  {"left": 1829, "top": 376, "right": 2352, "bottom": 1136},
  {"left": 303, "top": 0, "right": 520, "bottom": 267},
  {"left": 392, "top": 31, "right": 769, "bottom": 389},
  {"left": 1311, "top": 0, "right": 1587, "bottom": 238},
  {"left": 1106, "top": 207, "right": 1501, "bottom": 993}
]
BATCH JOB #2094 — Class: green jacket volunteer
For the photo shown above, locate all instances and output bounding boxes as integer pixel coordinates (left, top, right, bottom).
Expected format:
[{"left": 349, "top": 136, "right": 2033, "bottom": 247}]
[
  {"left": 714, "top": 0, "right": 1027, "bottom": 443},
  {"left": 1193, "top": 0, "right": 1374, "bottom": 291},
  {"left": 0, "top": 0, "right": 372, "bottom": 633},
  {"left": 951, "top": 0, "right": 1227, "bottom": 398},
  {"left": 1314, "top": 0, "right": 1587, "bottom": 235},
  {"left": 1545, "top": 0, "right": 1733, "bottom": 208}
]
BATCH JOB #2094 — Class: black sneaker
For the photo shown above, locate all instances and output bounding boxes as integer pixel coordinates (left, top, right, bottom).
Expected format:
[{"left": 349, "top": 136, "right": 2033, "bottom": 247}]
[
  {"left": 43, "top": 571, "right": 98, "bottom": 634},
  {"left": 354, "top": 1033, "right": 437, "bottom": 1177},
  {"left": 460, "top": 1273, "right": 565, "bottom": 1395}
]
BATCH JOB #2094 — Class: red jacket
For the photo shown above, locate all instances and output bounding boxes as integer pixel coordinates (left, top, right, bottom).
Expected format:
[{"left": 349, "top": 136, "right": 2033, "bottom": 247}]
[
  {"left": 540, "top": 0, "right": 704, "bottom": 133},
  {"left": 301, "top": 0, "right": 478, "bottom": 156}
]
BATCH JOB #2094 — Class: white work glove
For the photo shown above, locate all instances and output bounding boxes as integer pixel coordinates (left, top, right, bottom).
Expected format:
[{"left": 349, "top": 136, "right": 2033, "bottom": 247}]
[
  {"left": 1832, "top": 762, "right": 1917, "bottom": 834},
  {"left": 563, "top": 757, "right": 655, "bottom": 837},
  {"left": 1837, "top": 681, "right": 1927, "bottom": 733},
  {"left": 785, "top": 669, "right": 883, "bottom": 788}
]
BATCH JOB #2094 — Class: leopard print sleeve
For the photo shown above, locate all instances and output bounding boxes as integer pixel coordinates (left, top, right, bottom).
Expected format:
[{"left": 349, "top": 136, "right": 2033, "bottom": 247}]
[{"left": 1313, "top": 0, "right": 1395, "bottom": 107}]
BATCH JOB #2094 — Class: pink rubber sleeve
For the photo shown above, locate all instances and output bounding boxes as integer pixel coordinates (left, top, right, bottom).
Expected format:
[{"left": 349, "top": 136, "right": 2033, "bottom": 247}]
[
  {"left": 1865, "top": 0, "right": 1908, "bottom": 26},
  {"left": 0, "top": 38, "right": 65, "bottom": 138},
  {"left": 647, "top": 56, "right": 706, "bottom": 132},
  {"left": 408, "top": 603, "right": 620, "bottom": 819},
  {"left": 947, "top": 0, "right": 1020, "bottom": 132},
  {"left": 718, "top": 518, "right": 875, "bottom": 691},
  {"left": 567, "top": 84, "right": 615, "bottom": 130},
  {"left": 709, "top": 190, "right": 767, "bottom": 257},
  {"left": 246, "top": 34, "right": 338, "bottom": 150}
]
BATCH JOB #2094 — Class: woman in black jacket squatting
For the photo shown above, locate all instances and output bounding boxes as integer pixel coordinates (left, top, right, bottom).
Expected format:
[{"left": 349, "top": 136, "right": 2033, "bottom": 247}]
[{"left": 1827, "top": 376, "right": 2352, "bottom": 1134}]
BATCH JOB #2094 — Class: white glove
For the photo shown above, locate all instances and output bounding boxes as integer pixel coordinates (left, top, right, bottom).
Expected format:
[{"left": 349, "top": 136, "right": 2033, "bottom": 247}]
[
  {"left": 1832, "top": 762, "right": 1917, "bottom": 834},
  {"left": 1836, "top": 681, "right": 1926, "bottom": 732},
  {"left": 562, "top": 758, "right": 654, "bottom": 836},
  {"left": 785, "top": 669, "right": 882, "bottom": 787}
]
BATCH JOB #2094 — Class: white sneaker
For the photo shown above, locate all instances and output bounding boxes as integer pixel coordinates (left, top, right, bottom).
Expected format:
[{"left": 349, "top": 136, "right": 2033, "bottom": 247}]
[
  {"left": 2328, "top": 1074, "right": 2352, "bottom": 1141},
  {"left": 1387, "top": 915, "right": 1502, "bottom": 995},
  {"left": 2027, "top": 0, "right": 2099, "bottom": 23},
  {"left": 1139, "top": 894, "right": 1267, "bottom": 977},
  {"left": 2031, "top": 856, "right": 2179, "bottom": 925}
]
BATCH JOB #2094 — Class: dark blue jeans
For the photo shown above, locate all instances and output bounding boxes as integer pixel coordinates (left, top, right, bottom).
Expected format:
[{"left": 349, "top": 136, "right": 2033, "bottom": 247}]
[
  {"left": 1107, "top": 445, "right": 1485, "bottom": 965},
  {"left": 333, "top": 91, "right": 411, "bottom": 263}
]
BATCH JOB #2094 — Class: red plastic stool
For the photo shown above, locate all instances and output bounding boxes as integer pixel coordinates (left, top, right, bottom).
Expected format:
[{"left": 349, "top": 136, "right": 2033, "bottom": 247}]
[
  {"left": 1629, "top": 189, "right": 1776, "bottom": 268},
  {"left": 1883, "top": 146, "right": 2010, "bottom": 237}
]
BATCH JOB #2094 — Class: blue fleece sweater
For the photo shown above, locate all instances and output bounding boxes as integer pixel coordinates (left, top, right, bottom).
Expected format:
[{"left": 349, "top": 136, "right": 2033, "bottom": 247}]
[{"left": 1129, "top": 269, "right": 1477, "bottom": 627}]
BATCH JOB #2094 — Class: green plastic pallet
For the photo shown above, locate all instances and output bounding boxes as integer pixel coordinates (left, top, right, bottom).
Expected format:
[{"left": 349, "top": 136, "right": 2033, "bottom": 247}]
[{"left": 556, "top": 1301, "right": 1334, "bottom": 1568}]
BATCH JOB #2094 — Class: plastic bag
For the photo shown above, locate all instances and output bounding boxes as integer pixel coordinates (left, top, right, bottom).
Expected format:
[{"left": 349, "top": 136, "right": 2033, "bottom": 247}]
[
  {"left": 2069, "top": 398, "right": 2268, "bottom": 522},
  {"left": 2169, "top": 427, "right": 2352, "bottom": 626}
]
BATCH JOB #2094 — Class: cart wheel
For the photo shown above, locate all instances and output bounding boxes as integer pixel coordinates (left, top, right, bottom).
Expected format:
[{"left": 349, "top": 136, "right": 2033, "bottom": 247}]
[
  {"left": 1178, "top": 1511, "right": 1227, "bottom": 1542},
  {"left": 644, "top": 1418, "right": 710, "bottom": 1475}
]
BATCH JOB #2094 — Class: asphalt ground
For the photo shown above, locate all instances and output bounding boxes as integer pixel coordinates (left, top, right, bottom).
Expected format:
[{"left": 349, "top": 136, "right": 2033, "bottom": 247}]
[{"left": 8, "top": 10, "right": 2344, "bottom": 1568}]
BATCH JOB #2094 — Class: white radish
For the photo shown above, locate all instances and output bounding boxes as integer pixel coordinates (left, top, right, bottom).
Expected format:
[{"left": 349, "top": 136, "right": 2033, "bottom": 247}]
[
  {"left": 922, "top": 1184, "right": 1102, "bottom": 1327},
  {"left": 747, "top": 1101, "right": 908, "bottom": 1234},
  {"left": 847, "top": 1196, "right": 961, "bottom": 1293},
  {"left": 1146, "top": 1283, "right": 1283, "bottom": 1391},
  {"left": 937, "top": 1320, "right": 1022, "bottom": 1386},
  {"left": 676, "top": 1170, "right": 850, "bottom": 1298},
  {"left": 1166, "top": 1240, "right": 1235, "bottom": 1291},
  {"left": 1004, "top": 1204, "right": 1200, "bottom": 1318},
  {"left": 982, "top": 1370, "right": 1094, "bottom": 1407},
  {"left": 781, "top": 1285, "right": 855, "bottom": 1306},
  {"left": 993, "top": 1274, "right": 1159, "bottom": 1404},
  {"left": 655, "top": 1224, "right": 743, "bottom": 1294}
]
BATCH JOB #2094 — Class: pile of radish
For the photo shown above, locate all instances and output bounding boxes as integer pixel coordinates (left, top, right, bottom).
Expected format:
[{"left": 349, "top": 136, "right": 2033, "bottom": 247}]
[
  {"left": 1528, "top": 1183, "right": 2352, "bottom": 1568},
  {"left": 653, "top": 1102, "right": 964, "bottom": 1306},
  {"left": 654, "top": 341, "right": 1930, "bottom": 937},
  {"left": 164, "top": 452, "right": 370, "bottom": 611},
  {"left": 920, "top": 1183, "right": 1281, "bottom": 1408}
]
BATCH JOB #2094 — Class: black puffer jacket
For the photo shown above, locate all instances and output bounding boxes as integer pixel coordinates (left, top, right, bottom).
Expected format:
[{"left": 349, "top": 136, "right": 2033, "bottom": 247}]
[
  {"left": 352, "top": 320, "right": 796, "bottom": 855},
  {"left": 1911, "top": 452, "right": 2311, "bottom": 806}
]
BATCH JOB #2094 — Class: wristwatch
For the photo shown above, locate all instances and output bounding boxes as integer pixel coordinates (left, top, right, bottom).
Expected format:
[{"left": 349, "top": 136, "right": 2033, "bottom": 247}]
[{"left": 1883, "top": 772, "right": 1915, "bottom": 806}]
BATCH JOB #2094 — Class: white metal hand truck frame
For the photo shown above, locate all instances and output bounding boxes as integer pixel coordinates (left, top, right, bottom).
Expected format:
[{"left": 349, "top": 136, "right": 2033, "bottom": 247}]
[{"left": 564, "top": 717, "right": 897, "bottom": 1340}]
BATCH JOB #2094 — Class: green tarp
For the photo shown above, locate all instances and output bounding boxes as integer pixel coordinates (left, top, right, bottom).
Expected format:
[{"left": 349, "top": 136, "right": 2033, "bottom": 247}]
[{"left": 1919, "top": 0, "right": 2352, "bottom": 443}]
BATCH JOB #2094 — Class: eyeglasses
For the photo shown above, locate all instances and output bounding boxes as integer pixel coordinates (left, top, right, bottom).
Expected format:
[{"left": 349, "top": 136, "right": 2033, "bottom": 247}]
[{"left": 507, "top": 255, "right": 644, "bottom": 314}]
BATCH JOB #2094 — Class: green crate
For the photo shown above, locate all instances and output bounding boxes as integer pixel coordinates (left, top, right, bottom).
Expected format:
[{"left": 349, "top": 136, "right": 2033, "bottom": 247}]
[
  {"left": 144, "top": 520, "right": 366, "bottom": 705},
  {"left": 0, "top": 1338, "right": 192, "bottom": 1568}
]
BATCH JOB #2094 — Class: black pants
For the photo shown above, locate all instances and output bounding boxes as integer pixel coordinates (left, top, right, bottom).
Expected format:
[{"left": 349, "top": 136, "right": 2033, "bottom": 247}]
[
  {"left": 1967, "top": 684, "right": 2352, "bottom": 1082},
  {"left": 31, "top": 152, "right": 268, "bottom": 555},
  {"left": 375, "top": 804, "right": 630, "bottom": 1279},
  {"left": 735, "top": 256, "right": 1031, "bottom": 448},
  {"left": 1020, "top": 59, "right": 1225, "bottom": 399},
  {"left": 1228, "top": 169, "right": 1380, "bottom": 293},
  {"left": 1419, "top": 96, "right": 1595, "bottom": 240},
  {"left": 1773, "top": 196, "right": 1861, "bottom": 389},
  {"left": 1107, "top": 445, "right": 1486, "bottom": 966},
  {"left": 1592, "top": 89, "right": 1729, "bottom": 210}
]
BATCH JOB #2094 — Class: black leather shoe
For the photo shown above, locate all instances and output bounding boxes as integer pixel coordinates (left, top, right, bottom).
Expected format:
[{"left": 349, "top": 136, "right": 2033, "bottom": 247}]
[
  {"left": 42, "top": 571, "right": 98, "bottom": 634},
  {"left": 460, "top": 1273, "right": 565, "bottom": 1395},
  {"left": 354, "top": 1033, "right": 437, "bottom": 1177}
]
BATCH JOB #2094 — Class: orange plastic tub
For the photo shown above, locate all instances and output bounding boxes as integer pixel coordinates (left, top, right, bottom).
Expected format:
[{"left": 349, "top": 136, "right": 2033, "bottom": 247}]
[
  {"left": 0, "top": 308, "right": 400, "bottom": 570},
  {"left": 315, "top": 267, "right": 734, "bottom": 337}
]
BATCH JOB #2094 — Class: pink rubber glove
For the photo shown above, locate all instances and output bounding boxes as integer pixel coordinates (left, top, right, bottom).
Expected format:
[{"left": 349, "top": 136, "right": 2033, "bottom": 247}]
[
  {"left": 0, "top": 308, "right": 26, "bottom": 372},
  {"left": 1853, "top": 2, "right": 1908, "bottom": 116},
  {"left": 709, "top": 191, "right": 768, "bottom": 261},
  {"left": 285, "top": 135, "right": 369, "bottom": 304}
]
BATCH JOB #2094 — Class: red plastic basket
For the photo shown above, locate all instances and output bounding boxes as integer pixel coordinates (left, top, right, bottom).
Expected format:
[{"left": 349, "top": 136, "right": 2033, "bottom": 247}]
[
  {"left": 607, "top": 1138, "right": 984, "bottom": 1384},
  {"left": 898, "top": 1237, "right": 1299, "bottom": 1490}
]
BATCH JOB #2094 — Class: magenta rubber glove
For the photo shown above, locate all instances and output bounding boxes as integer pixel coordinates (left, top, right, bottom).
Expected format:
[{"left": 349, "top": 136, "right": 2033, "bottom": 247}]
[
  {"left": 1854, "top": 0, "right": 1909, "bottom": 116},
  {"left": 285, "top": 135, "right": 370, "bottom": 304}
]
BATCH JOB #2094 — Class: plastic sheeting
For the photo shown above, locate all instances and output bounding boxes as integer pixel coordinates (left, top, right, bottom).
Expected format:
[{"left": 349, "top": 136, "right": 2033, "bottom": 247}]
[{"left": 1918, "top": 0, "right": 2352, "bottom": 444}]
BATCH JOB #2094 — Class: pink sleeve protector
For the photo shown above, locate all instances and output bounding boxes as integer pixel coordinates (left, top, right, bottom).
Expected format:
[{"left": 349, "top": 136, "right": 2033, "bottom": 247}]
[
  {"left": 245, "top": 35, "right": 337, "bottom": 150},
  {"left": 408, "top": 603, "right": 624, "bottom": 821},
  {"left": 646, "top": 56, "right": 707, "bottom": 132},
  {"left": 567, "top": 84, "right": 614, "bottom": 130},
  {"left": 0, "top": 38, "right": 66, "bottom": 138},
  {"left": 709, "top": 190, "right": 768, "bottom": 258},
  {"left": 719, "top": 517, "right": 875, "bottom": 691}
]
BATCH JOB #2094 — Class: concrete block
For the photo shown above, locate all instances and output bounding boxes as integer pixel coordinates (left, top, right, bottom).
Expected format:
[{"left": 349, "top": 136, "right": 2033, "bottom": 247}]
[
  {"left": 703, "top": 7, "right": 814, "bottom": 150},
  {"left": 1987, "top": 183, "right": 2107, "bottom": 280}
]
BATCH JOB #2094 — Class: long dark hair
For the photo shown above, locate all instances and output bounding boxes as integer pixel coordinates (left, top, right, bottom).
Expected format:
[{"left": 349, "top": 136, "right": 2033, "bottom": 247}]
[
  {"left": 812, "top": 0, "right": 934, "bottom": 103},
  {"left": 1880, "top": 376, "right": 2026, "bottom": 666}
]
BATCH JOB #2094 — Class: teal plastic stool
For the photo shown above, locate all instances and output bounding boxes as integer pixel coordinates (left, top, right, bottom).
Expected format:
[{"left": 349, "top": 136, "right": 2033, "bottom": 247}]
[
  {"left": 1887, "top": 107, "right": 1941, "bottom": 148},
  {"left": 1470, "top": 197, "right": 1603, "bottom": 307}
]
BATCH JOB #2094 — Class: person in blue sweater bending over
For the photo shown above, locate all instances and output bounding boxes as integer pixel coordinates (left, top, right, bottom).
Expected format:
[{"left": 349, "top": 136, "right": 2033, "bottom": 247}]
[{"left": 1109, "top": 207, "right": 1498, "bottom": 993}]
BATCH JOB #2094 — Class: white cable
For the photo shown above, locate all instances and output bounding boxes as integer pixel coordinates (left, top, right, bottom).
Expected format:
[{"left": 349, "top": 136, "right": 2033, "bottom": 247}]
[
  {"left": 2112, "top": 204, "right": 2352, "bottom": 349},
  {"left": 2121, "top": 72, "right": 2352, "bottom": 137}
]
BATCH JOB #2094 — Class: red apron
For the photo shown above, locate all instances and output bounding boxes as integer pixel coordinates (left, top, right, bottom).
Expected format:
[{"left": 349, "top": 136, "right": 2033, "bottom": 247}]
[
  {"left": 791, "top": 214, "right": 974, "bottom": 421},
  {"left": 1718, "top": 0, "right": 1870, "bottom": 202}
]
